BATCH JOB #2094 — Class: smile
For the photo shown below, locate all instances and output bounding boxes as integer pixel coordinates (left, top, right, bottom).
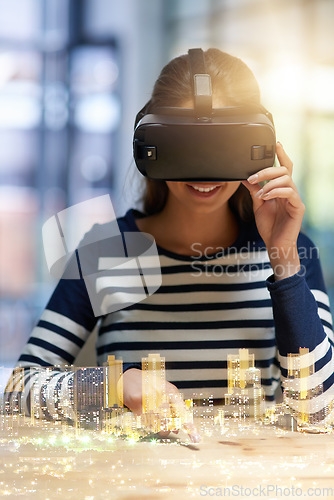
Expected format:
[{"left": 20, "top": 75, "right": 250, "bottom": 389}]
[{"left": 190, "top": 185, "right": 220, "bottom": 193}]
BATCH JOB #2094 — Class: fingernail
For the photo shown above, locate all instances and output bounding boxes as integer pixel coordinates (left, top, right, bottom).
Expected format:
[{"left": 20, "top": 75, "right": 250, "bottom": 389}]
[
  {"left": 247, "top": 174, "right": 258, "bottom": 184},
  {"left": 254, "top": 188, "right": 263, "bottom": 198}
]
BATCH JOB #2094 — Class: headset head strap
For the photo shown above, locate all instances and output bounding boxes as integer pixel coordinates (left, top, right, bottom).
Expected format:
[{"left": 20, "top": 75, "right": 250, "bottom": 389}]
[{"left": 188, "top": 48, "right": 212, "bottom": 118}]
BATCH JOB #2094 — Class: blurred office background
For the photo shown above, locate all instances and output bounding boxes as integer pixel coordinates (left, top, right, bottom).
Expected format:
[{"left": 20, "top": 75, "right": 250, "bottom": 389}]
[{"left": 1, "top": 0, "right": 334, "bottom": 367}]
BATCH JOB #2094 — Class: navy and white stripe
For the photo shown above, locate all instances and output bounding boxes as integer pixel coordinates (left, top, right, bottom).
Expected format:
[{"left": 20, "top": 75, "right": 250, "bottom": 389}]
[{"left": 8, "top": 209, "right": 334, "bottom": 416}]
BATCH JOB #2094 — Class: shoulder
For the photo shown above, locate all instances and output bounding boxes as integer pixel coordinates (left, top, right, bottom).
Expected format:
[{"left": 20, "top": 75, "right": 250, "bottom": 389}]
[
  {"left": 79, "top": 209, "right": 141, "bottom": 245},
  {"left": 297, "top": 231, "right": 320, "bottom": 263},
  {"left": 296, "top": 231, "right": 326, "bottom": 291},
  {"left": 117, "top": 209, "right": 143, "bottom": 233}
]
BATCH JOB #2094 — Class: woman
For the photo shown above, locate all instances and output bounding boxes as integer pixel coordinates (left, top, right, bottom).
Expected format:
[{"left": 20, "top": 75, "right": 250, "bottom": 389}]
[{"left": 9, "top": 48, "right": 334, "bottom": 430}]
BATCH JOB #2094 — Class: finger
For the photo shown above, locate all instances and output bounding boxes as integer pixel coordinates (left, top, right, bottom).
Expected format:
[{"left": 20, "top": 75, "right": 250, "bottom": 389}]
[
  {"left": 241, "top": 180, "right": 265, "bottom": 212},
  {"left": 259, "top": 187, "right": 303, "bottom": 209},
  {"left": 260, "top": 174, "right": 295, "bottom": 195},
  {"left": 276, "top": 141, "right": 293, "bottom": 176},
  {"left": 158, "top": 430, "right": 171, "bottom": 438},
  {"left": 168, "top": 391, "right": 189, "bottom": 420},
  {"left": 242, "top": 179, "right": 263, "bottom": 197},
  {"left": 167, "top": 391, "right": 201, "bottom": 442},
  {"left": 247, "top": 165, "right": 290, "bottom": 185},
  {"left": 182, "top": 422, "right": 201, "bottom": 443}
]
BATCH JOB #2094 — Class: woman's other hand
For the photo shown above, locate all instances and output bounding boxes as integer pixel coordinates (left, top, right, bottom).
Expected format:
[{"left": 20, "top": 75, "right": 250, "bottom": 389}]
[
  {"left": 242, "top": 142, "right": 305, "bottom": 280},
  {"left": 121, "top": 368, "right": 201, "bottom": 442}
]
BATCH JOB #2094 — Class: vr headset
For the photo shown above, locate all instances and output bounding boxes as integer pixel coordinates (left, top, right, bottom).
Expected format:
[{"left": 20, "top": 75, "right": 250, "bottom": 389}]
[{"left": 133, "top": 49, "right": 276, "bottom": 181}]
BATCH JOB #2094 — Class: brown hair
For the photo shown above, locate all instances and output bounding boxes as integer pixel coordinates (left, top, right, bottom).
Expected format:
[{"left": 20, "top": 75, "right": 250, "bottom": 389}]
[{"left": 139, "top": 48, "right": 261, "bottom": 221}]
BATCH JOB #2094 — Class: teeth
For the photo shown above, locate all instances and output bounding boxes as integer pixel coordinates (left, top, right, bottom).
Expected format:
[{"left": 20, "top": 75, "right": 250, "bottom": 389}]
[{"left": 191, "top": 185, "right": 218, "bottom": 193}]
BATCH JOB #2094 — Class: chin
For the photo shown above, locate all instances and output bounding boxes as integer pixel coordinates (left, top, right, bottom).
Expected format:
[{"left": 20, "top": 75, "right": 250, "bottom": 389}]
[{"left": 190, "top": 203, "right": 229, "bottom": 216}]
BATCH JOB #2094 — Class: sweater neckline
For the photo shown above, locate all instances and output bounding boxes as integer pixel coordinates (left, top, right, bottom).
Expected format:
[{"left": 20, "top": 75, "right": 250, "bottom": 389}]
[{"left": 122, "top": 209, "right": 261, "bottom": 262}]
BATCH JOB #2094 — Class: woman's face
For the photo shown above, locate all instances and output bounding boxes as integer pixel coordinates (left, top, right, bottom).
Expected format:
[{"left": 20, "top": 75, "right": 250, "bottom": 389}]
[{"left": 165, "top": 94, "right": 241, "bottom": 215}]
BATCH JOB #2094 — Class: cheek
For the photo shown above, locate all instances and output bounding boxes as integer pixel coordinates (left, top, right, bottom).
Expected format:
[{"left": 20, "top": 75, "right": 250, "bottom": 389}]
[
  {"left": 166, "top": 181, "right": 177, "bottom": 191},
  {"left": 226, "top": 182, "right": 241, "bottom": 197},
  {"left": 166, "top": 182, "right": 185, "bottom": 197}
]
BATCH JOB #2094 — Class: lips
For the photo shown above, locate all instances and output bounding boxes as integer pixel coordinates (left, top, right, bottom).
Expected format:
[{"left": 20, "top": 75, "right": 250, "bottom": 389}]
[{"left": 187, "top": 184, "right": 222, "bottom": 197}]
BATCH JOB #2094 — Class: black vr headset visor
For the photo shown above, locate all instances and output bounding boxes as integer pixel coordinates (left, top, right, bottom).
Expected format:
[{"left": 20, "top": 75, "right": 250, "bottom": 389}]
[{"left": 133, "top": 49, "right": 276, "bottom": 182}]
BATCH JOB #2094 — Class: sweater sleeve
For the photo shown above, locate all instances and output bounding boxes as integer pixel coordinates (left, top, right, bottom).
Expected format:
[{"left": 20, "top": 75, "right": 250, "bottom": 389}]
[
  {"left": 18, "top": 274, "right": 98, "bottom": 368},
  {"left": 3, "top": 271, "right": 100, "bottom": 420},
  {"left": 267, "top": 233, "right": 334, "bottom": 421},
  {"left": 7, "top": 214, "right": 144, "bottom": 420}
]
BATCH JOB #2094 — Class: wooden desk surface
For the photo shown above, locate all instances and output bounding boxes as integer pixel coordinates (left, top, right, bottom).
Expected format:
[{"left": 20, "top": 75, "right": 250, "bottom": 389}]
[{"left": 1, "top": 417, "right": 334, "bottom": 499}]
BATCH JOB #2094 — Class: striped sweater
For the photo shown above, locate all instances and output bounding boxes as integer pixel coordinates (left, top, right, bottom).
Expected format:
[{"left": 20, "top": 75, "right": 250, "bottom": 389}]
[{"left": 11, "top": 209, "right": 334, "bottom": 416}]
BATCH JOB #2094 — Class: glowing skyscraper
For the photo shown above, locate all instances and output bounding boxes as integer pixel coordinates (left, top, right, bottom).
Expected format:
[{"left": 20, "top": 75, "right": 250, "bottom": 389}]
[{"left": 142, "top": 353, "right": 166, "bottom": 414}]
